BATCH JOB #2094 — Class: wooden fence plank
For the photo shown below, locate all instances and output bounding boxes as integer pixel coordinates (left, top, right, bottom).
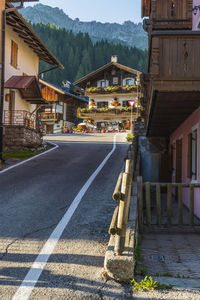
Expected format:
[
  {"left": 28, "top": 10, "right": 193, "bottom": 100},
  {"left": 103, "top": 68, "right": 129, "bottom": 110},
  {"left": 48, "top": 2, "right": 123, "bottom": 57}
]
[
  {"left": 146, "top": 182, "right": 151, "bottom": 226},
  {"left": 156, "top": 183, "right": 161, "bottom": 226},
  {"left": 178, "top": 184, "right": 183, "bottom": 225},
  {"left": 167, "top": 183, "right": 172, "bottom": 226},
  {"left": 190, "top": 185, "right": 194, "bottom": 226}
]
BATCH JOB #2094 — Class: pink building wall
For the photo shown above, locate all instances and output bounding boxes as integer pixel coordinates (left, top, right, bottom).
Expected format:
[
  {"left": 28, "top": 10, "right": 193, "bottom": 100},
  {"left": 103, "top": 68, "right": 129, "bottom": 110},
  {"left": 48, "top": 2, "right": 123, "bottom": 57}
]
[
  {"left": 170, "top": 107, "right": 200, "bottom": 218},
  {"left": 193, "top": 0, "right": 200, "bottom": 30}
]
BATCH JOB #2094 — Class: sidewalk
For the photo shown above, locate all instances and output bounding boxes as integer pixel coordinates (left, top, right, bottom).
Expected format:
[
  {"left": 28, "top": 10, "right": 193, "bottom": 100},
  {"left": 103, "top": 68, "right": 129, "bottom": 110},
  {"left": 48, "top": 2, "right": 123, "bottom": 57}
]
[{"left": 135, "top": 191, "right": 200, "bottom": 291}]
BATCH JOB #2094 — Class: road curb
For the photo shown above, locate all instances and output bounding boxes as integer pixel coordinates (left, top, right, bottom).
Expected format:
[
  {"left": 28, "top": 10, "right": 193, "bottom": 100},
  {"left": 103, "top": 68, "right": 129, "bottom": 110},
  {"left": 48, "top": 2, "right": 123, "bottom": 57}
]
[{"left": 0, "top": 142, "right": 59, "bottom": 174}]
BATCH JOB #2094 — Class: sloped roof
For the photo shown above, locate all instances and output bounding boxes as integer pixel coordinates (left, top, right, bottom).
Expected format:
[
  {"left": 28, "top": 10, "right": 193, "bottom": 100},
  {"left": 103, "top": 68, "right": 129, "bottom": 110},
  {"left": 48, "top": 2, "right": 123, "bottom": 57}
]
[
  {"left": 5, "top": 75, "right": 45, "bottom": 104},
  {"left": 6, "top": 3, "right": 64, "bottom": 69},
  {"left": 74, "top": 62, "right": 141, "bottom": 88},
  {"left": 39, "top": 79, "right": 89, "bottom": 103},
  {"left": 5, "top": 75, "right": 36, "bottom": 89}
]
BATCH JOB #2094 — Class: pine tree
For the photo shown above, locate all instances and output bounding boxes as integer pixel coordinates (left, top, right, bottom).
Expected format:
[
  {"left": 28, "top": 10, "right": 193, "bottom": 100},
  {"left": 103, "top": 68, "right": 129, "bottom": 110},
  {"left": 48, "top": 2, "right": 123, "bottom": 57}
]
[{"left": 32, "top": 23, "right": 148, "bottom": 84}]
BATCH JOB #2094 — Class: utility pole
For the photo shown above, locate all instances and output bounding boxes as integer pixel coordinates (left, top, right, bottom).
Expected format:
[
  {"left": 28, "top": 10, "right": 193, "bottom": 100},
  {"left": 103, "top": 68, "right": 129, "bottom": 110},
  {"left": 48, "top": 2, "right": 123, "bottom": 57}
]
[{"left": 136, "top": 72, "right": 140, "bottom": 116}]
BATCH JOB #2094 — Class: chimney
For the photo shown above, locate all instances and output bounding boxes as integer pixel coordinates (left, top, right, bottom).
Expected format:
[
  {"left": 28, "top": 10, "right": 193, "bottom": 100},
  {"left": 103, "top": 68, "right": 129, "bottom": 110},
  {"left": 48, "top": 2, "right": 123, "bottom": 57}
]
[{"left": 111, "top": 55, "right": 118, "bottom": 63}]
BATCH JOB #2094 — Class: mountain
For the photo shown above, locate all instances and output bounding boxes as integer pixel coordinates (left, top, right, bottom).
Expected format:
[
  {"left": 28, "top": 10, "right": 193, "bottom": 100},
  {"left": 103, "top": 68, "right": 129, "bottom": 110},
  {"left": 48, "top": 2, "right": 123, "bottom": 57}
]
[
  {"left": 21, "top": 4, "right": 148, "bottom": 50},
  {"left": 31, "top": 23, "right": 148, "bottom": 85}
]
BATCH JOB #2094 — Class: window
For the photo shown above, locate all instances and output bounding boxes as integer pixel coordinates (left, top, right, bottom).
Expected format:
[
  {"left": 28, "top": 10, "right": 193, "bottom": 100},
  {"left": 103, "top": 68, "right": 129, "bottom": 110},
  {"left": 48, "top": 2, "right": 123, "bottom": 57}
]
[
  {"left": 11, "top": 40, "right": 18, "bottom": 69},
  {"left": 122, "top": 101, "right": 130, "bottom": 107},
  {"left": 187, "top": 129, "right": 198, "bottom": 181},
  {"left": 123, "top": 78, "right": 135, "bottom": 86},
  {"left": 113, "top": 77, "right": 118, "bottom": 85},
  {"left": 97, "top": 80, "right": 109, "bottom": 88},
  {"left": 97, "top": 102, "right": 108, "bottom": 108}
]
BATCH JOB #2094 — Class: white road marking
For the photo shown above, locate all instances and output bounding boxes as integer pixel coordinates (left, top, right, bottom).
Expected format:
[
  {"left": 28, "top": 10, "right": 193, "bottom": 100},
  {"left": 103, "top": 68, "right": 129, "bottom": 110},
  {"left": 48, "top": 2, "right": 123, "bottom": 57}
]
[
  {"left": 0, "top": 142, "right": 59, "bottom": 174},
  {"left": 12, "top": 133, "right": 119, "bottom": 300}
]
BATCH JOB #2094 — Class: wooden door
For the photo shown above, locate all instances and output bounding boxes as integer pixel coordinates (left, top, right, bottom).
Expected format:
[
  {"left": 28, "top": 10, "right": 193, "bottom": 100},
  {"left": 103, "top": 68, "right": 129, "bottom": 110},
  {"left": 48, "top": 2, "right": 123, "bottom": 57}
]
[
  {"left": 46, "top": 124, "right": 54, "bottom": 134},
  {"left": 176, "top": 139, "right": 182, "bottom": 183}
]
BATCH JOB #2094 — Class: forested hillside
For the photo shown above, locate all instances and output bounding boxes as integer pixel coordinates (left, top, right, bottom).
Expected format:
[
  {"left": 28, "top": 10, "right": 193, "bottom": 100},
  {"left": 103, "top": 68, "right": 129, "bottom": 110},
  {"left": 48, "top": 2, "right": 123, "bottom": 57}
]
[
  {"left": 22, "top": 4, "right": 148, "bottom": 50},
  {"left": 33, "top": 23, "right": 148, "bottom": 85}
]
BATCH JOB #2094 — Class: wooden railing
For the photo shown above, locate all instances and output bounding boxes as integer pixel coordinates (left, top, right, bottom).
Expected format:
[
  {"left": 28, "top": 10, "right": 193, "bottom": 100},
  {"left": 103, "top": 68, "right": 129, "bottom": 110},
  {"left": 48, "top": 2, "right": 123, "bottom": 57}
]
[
  {"left": 3, "top": 110, "right": 36, "bottom": 129},
  {"left": 137, "top": 179, "right": 200, "bottom": 228},
  {"left": 38, "top": 112, "right": 63, "bottom": 121},
  {"left": 109, "top": 146, "right": 134, "bottom": 254}
]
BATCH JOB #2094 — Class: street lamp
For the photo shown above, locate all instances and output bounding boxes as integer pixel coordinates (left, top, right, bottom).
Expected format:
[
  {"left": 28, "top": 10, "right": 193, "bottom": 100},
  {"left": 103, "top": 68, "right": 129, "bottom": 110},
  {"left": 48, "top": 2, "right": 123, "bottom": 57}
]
[
  {"left": 136, "top": 72, "right": 140, "bottom": 115},
  {"left": 128, "top": 101, "right": 136, "bottom": 134}
]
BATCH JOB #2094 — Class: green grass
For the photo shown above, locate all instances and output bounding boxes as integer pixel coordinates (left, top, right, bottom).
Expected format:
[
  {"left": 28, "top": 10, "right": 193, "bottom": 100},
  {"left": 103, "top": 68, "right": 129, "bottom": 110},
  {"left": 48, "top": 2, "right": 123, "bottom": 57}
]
[
  {"left": 130, "top": 276, "right": 173, "bottom": 291},
  {"left": 3, "top": 149, "right": 39, "bottom": 160}
]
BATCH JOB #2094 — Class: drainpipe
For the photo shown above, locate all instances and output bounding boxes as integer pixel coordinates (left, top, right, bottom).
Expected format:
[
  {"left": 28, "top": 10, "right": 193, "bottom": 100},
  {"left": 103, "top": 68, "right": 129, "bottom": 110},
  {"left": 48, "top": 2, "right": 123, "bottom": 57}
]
[
  {"left": 38, "top": 65, "right": 59, "bottom": 79},
  {"left": 0, "top": 1, "right": 24, "bottom": 161}
]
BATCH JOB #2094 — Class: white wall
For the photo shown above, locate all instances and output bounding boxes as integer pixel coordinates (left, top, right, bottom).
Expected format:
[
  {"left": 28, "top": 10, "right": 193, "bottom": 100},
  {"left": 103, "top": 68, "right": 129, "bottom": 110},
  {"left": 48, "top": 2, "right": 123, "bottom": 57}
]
[
  {"left": 88, "top": 94, "right": 137, "bottom": 108},
  {"left": 4, "top": 25, "right": 39, "bottom": 113}
]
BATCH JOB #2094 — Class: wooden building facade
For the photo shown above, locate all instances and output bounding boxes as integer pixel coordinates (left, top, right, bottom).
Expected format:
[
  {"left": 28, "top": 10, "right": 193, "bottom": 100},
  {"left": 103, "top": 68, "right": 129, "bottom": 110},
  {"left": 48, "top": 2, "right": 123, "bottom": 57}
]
[
  {"left": 39, "top": 80, "right": 88, "bottom": 134},
  {"left": 141, "top": 0, "right": 200, "bottom": 217},
  {"left": 74, "top": 56, "right": 141, "bottom": 129}
]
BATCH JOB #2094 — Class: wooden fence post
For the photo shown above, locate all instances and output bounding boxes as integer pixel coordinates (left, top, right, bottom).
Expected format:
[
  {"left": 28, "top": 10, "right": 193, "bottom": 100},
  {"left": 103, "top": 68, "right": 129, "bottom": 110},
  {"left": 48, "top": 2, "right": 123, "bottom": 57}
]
[
  {"left": 167, "top": 183, "right": 172, "bottom": 226},
  {"left": 178, "top": 184, "right": 183, "bottom": 225},
  {"left": 190, "top": 185, "right": 194, "bottom": 226}
]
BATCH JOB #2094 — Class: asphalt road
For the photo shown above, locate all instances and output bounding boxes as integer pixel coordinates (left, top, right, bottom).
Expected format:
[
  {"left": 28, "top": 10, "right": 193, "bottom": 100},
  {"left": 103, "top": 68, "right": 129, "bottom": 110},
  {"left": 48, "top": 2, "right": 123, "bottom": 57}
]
[{"left": 0, "top": 133, "right": 133, "bottom": 300}]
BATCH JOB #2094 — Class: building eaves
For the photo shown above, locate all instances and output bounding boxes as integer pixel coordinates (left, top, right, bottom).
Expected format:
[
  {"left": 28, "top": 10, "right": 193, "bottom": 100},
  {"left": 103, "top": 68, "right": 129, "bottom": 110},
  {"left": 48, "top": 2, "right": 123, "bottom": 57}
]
[{"left": 6, "top": 3, "right": 64, "bottom": 69}]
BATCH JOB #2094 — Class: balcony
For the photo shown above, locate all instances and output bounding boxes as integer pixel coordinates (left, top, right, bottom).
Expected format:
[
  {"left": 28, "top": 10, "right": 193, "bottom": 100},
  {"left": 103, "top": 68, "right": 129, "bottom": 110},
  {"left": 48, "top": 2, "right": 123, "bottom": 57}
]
[
  {"left": 142, "top": 31, "right": 200, "bottom": 137},
  {"left": 3, "top": 110, "right": 36, "bottom": 129},
  {"left": 78, "top": 107, "right": 140, "bottom": 120},
  {"left": 142, "top": 0, "right": 193, "bottom": 31},
  {"left": 38, "top": 112, "right": 63, "bottom": 122},
  {"left": 86, "top": 85, "right": 137, "bottom": 95}
]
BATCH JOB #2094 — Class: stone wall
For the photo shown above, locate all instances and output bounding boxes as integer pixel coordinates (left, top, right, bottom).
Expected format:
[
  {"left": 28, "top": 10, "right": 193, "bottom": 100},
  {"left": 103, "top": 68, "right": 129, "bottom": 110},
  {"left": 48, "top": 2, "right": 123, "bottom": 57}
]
[{"left": 3, "top": 126, "right": 42, "bottom": 149}]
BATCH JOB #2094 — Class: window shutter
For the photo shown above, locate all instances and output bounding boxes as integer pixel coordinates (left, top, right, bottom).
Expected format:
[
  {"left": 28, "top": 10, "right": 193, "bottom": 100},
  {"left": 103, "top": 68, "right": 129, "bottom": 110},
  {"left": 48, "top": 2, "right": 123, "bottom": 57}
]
[
  {"left": 11, "top": 40, "right": 18, "bottom": 68},
  {"left": 187, "top": 133, "right": 192, "bottom": 178}
]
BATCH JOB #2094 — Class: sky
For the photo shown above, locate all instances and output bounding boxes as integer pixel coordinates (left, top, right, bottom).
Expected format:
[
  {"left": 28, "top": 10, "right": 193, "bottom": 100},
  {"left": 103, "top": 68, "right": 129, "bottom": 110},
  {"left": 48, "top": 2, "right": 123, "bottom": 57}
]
[{"left": 24, "top": 0, "right": 142, "bottom": 24}]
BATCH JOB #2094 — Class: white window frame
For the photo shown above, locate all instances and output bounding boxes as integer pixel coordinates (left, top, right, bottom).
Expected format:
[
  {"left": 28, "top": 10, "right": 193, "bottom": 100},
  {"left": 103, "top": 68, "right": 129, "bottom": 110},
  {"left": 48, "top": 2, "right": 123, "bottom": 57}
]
[
  {"left": 122, "top": 77, "right": 135, "bottom": 86},
  {"left": 97, "top": 80, "right": 109, "bottom": 88}
]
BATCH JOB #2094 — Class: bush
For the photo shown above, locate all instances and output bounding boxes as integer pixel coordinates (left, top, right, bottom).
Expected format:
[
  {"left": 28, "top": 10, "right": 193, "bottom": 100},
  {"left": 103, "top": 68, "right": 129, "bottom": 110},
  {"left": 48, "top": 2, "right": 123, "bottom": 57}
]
[{"left": 126, "top": 133, "right": 133, "bottom": 142}]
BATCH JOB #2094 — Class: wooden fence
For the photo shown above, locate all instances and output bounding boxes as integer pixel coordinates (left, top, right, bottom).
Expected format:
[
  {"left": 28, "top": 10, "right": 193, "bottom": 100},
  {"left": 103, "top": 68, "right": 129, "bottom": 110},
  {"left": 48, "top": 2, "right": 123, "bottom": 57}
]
[
  {"left": 108, "top": 147, "right": 134, "bottom": 254},
  {"left": 137, "top": 178, "right": 200, "bottom": 229}
]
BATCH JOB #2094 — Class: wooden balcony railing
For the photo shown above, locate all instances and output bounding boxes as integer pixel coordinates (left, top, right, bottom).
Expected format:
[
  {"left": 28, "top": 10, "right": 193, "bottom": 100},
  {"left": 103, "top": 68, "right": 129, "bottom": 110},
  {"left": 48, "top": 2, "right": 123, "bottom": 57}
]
[
  {"left": 38, "top": 112, "right": 63, "bottom": 121},
  {"left": 3, "top": 110, "right": 36, "bottom": 129},
  {"left": 78, "top": 107, "right": 139, "bottom": 118},
  {"left": 86, "top": 86, "right": 137, "bottom": 94}
]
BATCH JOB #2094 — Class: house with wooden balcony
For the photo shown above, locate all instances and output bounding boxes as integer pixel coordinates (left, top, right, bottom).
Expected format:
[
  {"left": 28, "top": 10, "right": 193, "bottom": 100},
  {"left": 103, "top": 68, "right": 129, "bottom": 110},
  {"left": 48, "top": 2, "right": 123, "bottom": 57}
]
[
  {"left": 39, "top": 80, "right": 88, "bottom": 134},
  {"left": 74, "top": 56, "right": 142, "bottom": 130},
  {"left": 141, "top": 0, "right": 200, "bottom": 218},
  {"left": 2, "top": 1, "right": 63, "bottom": 148}
]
